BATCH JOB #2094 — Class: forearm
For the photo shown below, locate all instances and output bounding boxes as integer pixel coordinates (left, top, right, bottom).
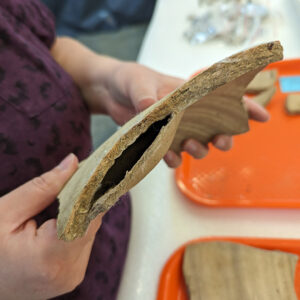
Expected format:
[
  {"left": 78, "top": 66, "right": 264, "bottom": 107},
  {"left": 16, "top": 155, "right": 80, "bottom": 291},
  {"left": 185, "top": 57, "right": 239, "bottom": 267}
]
[{"left": 50, "top": 37, "right": 120, "bottom": 90}]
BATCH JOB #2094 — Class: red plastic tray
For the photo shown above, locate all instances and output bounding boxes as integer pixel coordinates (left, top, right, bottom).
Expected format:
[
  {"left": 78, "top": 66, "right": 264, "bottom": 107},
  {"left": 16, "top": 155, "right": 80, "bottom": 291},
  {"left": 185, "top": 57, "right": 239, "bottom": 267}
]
[
  {"left": 156, "top": 237, "right": 300, "bottom": 300},
  {"left": 175, "top": 59, "right": 300, "bottom": 208}
]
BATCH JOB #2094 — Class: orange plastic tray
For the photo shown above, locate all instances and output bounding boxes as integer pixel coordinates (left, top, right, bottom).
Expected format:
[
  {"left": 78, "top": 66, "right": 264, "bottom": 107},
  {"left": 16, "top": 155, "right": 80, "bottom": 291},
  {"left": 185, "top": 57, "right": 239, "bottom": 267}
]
[
  {"left": 156, "top": 237, "right": 300, "bottom": 300},
  {"left": 175, "top": 59, "right": 300, "bottom": 208}
]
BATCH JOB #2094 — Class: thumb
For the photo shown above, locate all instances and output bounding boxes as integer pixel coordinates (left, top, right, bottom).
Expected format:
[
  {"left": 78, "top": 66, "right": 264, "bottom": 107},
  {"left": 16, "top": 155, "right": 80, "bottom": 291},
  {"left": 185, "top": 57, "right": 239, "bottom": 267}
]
[
  {"left": 0, "top": 153, "right": 78, "bottom": 230},
  {"left": 136, "top": 97, "right": 156, "bottom": 112},
  {"left": 129, "top": 83, "right": 157, "bottom": 112}
]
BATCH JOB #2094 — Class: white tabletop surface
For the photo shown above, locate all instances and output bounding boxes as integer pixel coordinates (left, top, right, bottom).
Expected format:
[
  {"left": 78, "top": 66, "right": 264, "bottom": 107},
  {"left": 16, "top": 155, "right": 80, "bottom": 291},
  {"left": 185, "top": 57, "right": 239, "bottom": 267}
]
[{"left": 117, "top": 1, "right": 300, "bottom": 299}]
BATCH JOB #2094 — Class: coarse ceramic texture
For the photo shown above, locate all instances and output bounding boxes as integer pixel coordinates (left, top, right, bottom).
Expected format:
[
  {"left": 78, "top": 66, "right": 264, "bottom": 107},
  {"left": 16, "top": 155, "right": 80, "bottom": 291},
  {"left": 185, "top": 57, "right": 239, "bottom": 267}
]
[{"left": 57, "top": 41, "right": 283, "bottom": 241}]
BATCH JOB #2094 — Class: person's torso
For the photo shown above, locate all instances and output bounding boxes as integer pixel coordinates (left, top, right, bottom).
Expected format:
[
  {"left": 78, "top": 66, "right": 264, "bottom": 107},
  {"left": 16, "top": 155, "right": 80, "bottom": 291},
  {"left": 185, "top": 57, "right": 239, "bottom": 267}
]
[
  {"left": 0, "top": 0, "right": 92, "bottom": 196},
  {"left": 0, "top": 3, "right": 131, "bottom": 299}
]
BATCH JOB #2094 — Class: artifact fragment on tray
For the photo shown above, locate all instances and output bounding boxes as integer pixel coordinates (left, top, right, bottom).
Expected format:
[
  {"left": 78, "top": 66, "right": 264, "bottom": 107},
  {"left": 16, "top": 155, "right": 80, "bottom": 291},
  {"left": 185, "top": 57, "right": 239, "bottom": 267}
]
[
  {"left": 286, "top": 94, "right": 300, "bottom": 114},
  {"left": 246, "top": 69, "right": 278, "bottom": 93},
  {"left": 57, "top": 41, "right": 283, "bottom": 241},
  {"left": 251, "top": 85, "right": 276, "bottom": 107},
  {"left": 244, "top": 69, "right": 278, "bottom": 108},
  {"left": 183, "top": 241, "right": 298, "bottom": 300}
]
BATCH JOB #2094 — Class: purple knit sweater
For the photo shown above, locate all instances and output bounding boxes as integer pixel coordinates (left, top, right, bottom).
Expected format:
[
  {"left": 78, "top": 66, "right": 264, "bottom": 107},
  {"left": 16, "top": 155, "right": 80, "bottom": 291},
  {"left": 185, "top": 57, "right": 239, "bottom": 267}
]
[{"left": 0, "top": 1, "right": 131, "bottom": 299}]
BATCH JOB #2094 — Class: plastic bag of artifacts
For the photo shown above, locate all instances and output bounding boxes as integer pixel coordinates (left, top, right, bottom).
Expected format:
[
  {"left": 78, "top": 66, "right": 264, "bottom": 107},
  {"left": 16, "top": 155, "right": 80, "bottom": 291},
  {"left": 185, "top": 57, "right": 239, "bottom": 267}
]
[{"left": 184, "top": 0, "right": 270, "bottom": 46}]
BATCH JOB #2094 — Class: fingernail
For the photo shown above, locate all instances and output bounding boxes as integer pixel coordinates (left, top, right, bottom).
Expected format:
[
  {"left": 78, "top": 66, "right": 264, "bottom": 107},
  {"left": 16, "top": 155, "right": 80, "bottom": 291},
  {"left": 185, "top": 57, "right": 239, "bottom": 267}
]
[
  {"left": 57, "top": 153, "right": 75, "bottom": 170},
  {"left": 184, "top": 140, "right": 197, "bottom": 154},
  {"left": 138, "top": 98, "right": 156, "bottom": 112},
  {"left": 215, "top": 139, "right": 225, "bottom": 149},
  {"left": 164, "top": 151, "right": 181, "bottom": 168},
  {"left": 164, "top": 151, "right": 173, "bottom": 162}
]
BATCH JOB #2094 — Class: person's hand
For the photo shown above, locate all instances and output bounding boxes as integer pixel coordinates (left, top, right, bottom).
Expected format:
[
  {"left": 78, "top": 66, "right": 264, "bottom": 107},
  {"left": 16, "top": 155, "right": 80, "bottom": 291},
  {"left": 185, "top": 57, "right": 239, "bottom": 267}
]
[
  {"left": 82, "top": 61, "right": 270, "bottom": 168},
  {"left": 0, "top": 154, "right": 103, "bottom": 300},
  {"left": 52, "top": 38, "right": 269, "bottom": 168},
  {"left": 82, "top": 61, "right": 184, "bottom": 125},
  {"left": 164, "top": 98, "right": 270, "bottom": 167}
]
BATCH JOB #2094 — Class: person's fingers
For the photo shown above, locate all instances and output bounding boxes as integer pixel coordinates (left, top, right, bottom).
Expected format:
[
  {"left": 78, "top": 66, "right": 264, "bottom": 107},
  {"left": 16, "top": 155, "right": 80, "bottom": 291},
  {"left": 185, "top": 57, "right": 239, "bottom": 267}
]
[
  {"left": 38, "top": 213, "right": 103, "bottom": 245},
  {"left": 136, "top": 76, "right": 183, "bottom": 111},
  {"left": 182, "top": 139, "right": 209, "bottom": 159},
  {"left": 123, "top": 65, "right": 185, "bottom": 113},
  {"left": 164, "top": 151, "right": 182, "bottom": 168},
  {"left": 83, "top": 214, "right": 103, "bottom": 241},
  {"left": 68, "top": 215, "right": 104, "bottom": 267},
  {"left": 17, "top": 219, "right": 38, "bottom": 236},
  {"left": 157, "top": 77, "right": 185, "bottom": 100},
  {"left": 37, "top": 214, "right": 103, "bottom": 261},
  {"left": 127, "top": 74, "right": 158, "bottom": 112},
  {"left": 137, "top": 97, "right": 156, "bottom": 112},
  {"left": 243, "top": 97, "right": 270, "bottom": 122},
  {"left": 164, "top": 139, "right": 209, "bottom": 168},
  {"left": 212, "top": 135, "right": 233, "bottom": 151},
  {"left": 0, "top": 154, "right": 78, "bottom": 230},
  {"left": 37, "top": 218, "right": 58, "bottom": 240},
  {"left": 106, "top": 99, "right": 136, "bottom": 125}
]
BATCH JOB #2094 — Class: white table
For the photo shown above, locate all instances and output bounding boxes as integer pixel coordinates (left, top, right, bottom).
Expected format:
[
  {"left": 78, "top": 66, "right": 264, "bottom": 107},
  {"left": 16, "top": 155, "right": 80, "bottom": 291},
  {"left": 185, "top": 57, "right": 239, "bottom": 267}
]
[{"left": 117, "top": 1, "right": 300, "bottom": 299}]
